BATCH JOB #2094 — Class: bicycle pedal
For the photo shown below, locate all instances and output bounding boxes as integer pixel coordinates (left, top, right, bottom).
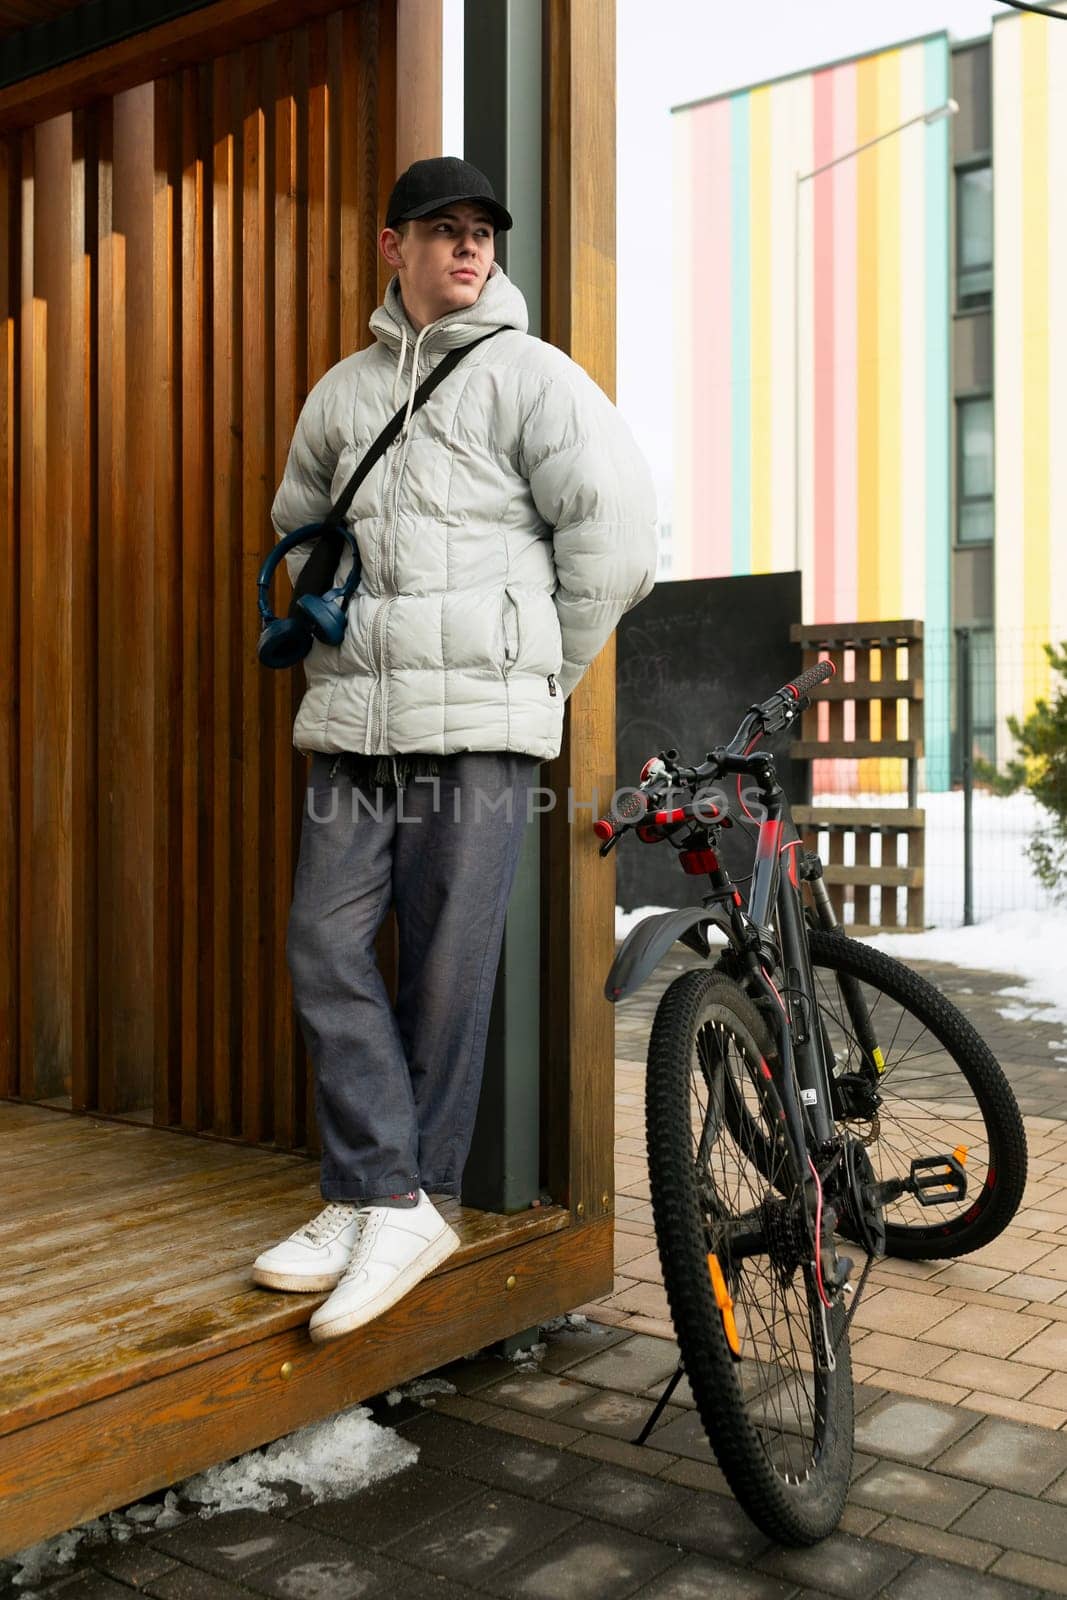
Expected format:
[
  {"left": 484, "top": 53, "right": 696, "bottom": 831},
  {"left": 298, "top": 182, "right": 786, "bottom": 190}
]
[{"left": 907, "top": 1153, "right": 968, "bottom": 1207}]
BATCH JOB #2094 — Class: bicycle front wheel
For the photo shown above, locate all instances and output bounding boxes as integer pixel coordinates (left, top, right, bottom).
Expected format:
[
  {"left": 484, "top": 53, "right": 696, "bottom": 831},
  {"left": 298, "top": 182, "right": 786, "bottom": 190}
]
[
  {"left": 645, "top": 968, "right": 853, "bottom": 1546},
  {"left": 808, "top": 930, "right": 1028, "bottom": 1259}
]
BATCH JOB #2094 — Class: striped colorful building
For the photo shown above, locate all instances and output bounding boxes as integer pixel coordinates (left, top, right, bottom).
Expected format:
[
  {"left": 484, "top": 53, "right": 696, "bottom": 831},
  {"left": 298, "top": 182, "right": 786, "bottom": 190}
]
[
  {"left": 673, "top": 10, "right": 1067, "bottom": 786},
  {"left": 992, "top": 10, "right": 1067, "bottom": 728}
]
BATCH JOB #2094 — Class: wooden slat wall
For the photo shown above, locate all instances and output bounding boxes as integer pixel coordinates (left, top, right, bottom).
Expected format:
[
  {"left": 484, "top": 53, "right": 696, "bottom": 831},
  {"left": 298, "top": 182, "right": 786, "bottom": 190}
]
[
  {"left": 0, "top": 0, "right": 396, "bottom": 1149},
  {"left": 0, "top": 136, "right": 15, "bottom": 1097}
]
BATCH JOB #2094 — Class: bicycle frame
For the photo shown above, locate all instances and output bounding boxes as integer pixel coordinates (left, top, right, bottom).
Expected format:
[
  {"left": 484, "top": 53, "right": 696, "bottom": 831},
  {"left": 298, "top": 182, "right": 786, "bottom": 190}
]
[
  {"left": 685, "top": 746, "right": 839, "bottom": 1162},
  {"left": 606, "top": 664, "right": 982, "bottom": 1476}
]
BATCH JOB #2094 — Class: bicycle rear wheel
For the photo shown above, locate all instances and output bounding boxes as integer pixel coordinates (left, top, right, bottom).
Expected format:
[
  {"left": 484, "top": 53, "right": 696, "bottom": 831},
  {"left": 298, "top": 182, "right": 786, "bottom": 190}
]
[
  {"left": 645, "top": 968, "right": 853, "bottom": 1546},
  {"left": 807, "top": 930, "right": 1027, "bottom": 1259}
]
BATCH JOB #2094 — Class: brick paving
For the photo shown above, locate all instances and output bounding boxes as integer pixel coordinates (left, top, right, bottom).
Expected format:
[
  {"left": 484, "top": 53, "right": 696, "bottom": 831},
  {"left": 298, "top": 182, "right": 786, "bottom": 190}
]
[
  {"left": 5, "top": 952, "right": 1067, "bottom": 1599},
  {"left": 9, "top": 1334, "right": 1067, "bottom": 1599}
]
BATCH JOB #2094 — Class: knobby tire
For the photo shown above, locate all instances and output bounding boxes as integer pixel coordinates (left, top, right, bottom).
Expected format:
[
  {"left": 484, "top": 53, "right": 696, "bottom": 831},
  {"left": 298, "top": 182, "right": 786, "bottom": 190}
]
[{"left": 645, "top": 969, "right": 853, "bottom": 1546}]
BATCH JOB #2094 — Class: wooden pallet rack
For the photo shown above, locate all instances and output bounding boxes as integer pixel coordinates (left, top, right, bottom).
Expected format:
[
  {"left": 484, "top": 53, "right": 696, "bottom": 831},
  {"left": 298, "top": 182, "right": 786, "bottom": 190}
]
[{"left": 790, "top": 621, "right": 926, "bottom": 935}]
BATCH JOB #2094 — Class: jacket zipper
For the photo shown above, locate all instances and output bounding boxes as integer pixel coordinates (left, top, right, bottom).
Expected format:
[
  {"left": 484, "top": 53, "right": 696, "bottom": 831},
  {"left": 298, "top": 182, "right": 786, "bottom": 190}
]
[
  {"left": 375, "top": 416, "right": 413, "bottom": 748},
  {"left": 368, "top": 434, "right": 405, "bottom": 750},
  {"left": 390, "top": 428, "right": 410, "bottom": 594},
  {"left": 548, "top": 674, "right": 557, "bottom": 697}
]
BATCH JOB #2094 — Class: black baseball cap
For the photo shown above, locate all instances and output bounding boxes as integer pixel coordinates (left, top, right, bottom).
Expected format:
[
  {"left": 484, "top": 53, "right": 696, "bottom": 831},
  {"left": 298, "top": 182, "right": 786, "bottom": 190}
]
[{"left": 385, "top": 156, "right": 513, "bottom": 233}]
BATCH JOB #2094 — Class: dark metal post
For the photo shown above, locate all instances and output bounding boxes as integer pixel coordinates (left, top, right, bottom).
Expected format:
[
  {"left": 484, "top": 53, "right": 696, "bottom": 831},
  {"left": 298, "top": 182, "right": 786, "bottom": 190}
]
[
  {"left": 460, "top": 0, "right": 544, "bottom": 1220},
  {"left": 956, "top": 627, "right": 974, "bottom": 927}
]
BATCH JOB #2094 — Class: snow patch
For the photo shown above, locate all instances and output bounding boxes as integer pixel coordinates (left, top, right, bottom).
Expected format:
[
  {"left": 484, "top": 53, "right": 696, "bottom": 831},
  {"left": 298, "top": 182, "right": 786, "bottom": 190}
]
[
  {"left": 180, "top": 1404, "right": 416, "bottom": 1516},
  {"left": 860, "top": 909, "right": 1067, "bottom": 1030},
  {"left": 5, "top": 1404, "right": 415, "bottom": 1590},
  {"left": 397, "top": 1377, "right": 457, "bottom": 1404},
  {"left": 541, "top": 1312, "right": 592, "bottom": 1333},
  {"left": 615, "top": 904, "right": 728, "bottom": 943},
  {"left": 507, "top": 1339, "right": 548, "bottom": 1373}
]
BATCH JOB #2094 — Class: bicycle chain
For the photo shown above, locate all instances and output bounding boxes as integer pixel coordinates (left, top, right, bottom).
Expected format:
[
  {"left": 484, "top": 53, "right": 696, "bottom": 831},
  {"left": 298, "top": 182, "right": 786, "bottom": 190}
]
[{"left": 832, "top": 1251, "right": 875, "bottom": 1357}]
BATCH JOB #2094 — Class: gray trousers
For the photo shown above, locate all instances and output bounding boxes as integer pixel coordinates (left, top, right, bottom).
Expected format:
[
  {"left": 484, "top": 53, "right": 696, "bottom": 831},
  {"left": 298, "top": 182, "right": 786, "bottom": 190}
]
[{"left": 286, "top": 752, "right": 539, "bottom": 1204}]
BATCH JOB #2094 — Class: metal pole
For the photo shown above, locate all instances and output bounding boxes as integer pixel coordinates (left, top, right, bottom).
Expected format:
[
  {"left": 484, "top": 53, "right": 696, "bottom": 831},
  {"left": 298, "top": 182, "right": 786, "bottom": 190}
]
[
  {"left": 461, "top": 0, "right": 543, "bottom": 1218},
  {"left": 957, "top": 627, "right": 974, "bottom": 927},
  {"left": 793, "top": 172, "right": 801, "bottom": 575}
]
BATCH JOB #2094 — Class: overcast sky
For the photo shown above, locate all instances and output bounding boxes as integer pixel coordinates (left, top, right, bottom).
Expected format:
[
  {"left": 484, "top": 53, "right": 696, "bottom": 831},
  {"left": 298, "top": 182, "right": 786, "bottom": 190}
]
[{"left": 444, "top": 1, "right": 1010, "bottom": 522}]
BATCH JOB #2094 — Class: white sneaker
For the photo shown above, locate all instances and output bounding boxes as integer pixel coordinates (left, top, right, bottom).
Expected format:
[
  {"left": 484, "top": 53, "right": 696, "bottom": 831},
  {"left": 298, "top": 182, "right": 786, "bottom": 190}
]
[
  {"left": 252, "top": 1201, "right": 365, "bottom": 1292},
  {"left": 308, "top": 1190, "right": 460, "bottom": 1343}
]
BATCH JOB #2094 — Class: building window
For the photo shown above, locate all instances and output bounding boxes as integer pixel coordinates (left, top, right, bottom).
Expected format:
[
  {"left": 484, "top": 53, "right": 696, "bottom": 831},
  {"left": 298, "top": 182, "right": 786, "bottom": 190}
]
[
  {"left": 957, "top": 395, "right": 994, "bottom": 545},
  {"left": 954, "top": 627, "right": 996, "bottom": 775},
  {"left": 957, "top": 163, "right": 992, "bottom": 311},
  {"left": 970, "top": 627, "right": 996, "bottom": 767}
]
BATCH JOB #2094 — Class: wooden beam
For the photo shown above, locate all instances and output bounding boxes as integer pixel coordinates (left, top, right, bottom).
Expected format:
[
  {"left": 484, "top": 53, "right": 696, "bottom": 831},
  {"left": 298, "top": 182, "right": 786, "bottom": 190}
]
[
  {"left": 789, "top": 739, "right": 923, "bottom": 761},
  {"left": 820, "top": 865, "right": 924, "bottom": 889},
  {"left": 394, "top": 0, "right": 441, "bottom": 170},
  {"left": 0, "top": 0, "right": 342, "bottom": 132},
  {"left": 792, "top": 806, "right": 926, "bottom": 831},
  {"left": 790, "top": 620, "right": 924, "bottom": 648},
  {"left": 817, "top": 677, "right": 924, "bottom": 703},
  {"left": 0, "top": 134, "right": 15, "bottom": 1097},
  {"left": 540, "top": 0, "right": 616, "bottom": 1228}
]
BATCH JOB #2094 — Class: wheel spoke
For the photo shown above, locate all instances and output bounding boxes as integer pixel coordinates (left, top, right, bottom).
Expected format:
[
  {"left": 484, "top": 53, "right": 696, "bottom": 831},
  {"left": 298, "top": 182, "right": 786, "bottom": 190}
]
[
  {"left": 803, "top": 932, "right": 1024, "bottom": 1255},
  {"left": 687, "top": 1013, "right": 834, "bottom": 1484}
]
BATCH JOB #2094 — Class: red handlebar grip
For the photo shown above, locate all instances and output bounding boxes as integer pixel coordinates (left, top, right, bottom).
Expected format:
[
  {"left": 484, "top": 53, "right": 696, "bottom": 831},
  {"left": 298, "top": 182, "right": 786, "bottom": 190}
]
[{"left": 593, "top": 788, "right": 649, "bottom": 839}]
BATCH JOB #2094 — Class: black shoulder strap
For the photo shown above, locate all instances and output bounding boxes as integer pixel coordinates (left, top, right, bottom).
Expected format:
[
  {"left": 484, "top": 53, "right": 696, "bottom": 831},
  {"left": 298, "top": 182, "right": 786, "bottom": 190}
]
[
  {"left": 289, "top": 326, "right": 507, "bottom": 613},
  {"left": 329, "top": 325, "right": 505, "bottom": 525}
]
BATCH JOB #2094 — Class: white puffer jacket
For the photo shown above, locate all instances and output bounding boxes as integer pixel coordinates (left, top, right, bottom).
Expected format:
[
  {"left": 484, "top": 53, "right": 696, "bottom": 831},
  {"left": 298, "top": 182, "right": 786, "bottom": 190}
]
[{"left": 270, "top": 265, "right": 657, "bottom": 760}]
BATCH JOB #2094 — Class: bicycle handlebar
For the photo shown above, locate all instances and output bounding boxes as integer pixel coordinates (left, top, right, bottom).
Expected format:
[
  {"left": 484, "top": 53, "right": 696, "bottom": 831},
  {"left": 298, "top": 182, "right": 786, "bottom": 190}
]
[
  {"left": 736, "top": 659, "right": 837, "bottom": 751},
  {"left": 593, "top": 661, "right": 836, "bottom": 845}
]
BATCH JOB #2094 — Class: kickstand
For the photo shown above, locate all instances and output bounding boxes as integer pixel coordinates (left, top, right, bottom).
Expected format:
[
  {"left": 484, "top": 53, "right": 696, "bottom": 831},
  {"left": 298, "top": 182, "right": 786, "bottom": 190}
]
[{"left": 632, "top": 1361, "right": 686, "bottom": 1445}]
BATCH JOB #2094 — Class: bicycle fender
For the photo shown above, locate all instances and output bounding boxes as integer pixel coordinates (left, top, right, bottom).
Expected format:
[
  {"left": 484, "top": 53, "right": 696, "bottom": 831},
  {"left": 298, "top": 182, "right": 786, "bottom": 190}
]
[{"left": 606, "top": 907, "right": 732, "bottom": 1003}]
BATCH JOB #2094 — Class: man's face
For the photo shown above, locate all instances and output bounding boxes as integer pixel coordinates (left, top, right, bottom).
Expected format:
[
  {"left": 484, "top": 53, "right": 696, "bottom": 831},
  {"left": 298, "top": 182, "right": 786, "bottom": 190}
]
[{"left": 380, "top": 201, "right": 496, "bottom": 331}]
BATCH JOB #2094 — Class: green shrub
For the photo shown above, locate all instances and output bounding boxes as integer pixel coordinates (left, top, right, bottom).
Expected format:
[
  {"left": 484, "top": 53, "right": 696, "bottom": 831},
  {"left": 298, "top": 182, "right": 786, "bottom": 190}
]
[{"left": 972, "top": 640, "right": 1067, "bottom": 895}]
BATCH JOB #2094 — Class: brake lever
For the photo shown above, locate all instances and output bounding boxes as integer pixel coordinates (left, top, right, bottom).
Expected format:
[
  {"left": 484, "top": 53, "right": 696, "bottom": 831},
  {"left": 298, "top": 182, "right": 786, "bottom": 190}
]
[{"left": 758, "top": 691, "right": 813, "bottom": 740}]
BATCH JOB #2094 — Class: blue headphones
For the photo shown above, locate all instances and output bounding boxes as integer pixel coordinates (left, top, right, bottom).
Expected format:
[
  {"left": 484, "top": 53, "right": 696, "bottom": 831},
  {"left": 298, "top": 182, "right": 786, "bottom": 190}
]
[{"left": 256, "top": 524, "right": 361, "bottom": 669}]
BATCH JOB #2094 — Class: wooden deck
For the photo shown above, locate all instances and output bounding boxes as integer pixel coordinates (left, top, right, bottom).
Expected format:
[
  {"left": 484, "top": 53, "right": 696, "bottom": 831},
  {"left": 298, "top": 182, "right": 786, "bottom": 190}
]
[{"left": 0, "top": 1101, "right": 610, "bottom": 1557}]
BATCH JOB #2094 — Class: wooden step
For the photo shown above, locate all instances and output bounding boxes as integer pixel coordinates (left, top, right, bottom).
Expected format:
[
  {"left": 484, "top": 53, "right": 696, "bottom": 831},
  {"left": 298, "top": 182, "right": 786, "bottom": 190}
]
[{"left": 0, "top": 1101, "right": 607, "bottom": 1559}]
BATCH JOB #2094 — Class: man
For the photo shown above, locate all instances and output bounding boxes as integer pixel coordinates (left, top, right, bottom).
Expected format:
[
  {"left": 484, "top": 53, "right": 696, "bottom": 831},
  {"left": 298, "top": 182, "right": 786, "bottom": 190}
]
[{"left": 253, "top": 157, "right": 656, "bottom": 1342}]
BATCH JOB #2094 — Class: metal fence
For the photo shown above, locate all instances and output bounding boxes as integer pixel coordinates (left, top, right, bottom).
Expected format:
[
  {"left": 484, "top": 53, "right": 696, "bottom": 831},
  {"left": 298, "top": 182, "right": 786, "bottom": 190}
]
[{"left": 807, "top": 625, "right": 1066, "bottom": 929}]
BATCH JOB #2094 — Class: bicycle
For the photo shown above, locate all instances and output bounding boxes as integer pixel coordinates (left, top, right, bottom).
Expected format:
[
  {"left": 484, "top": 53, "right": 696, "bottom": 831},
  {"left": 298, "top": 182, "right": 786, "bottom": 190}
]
[{"left": 595, "top": 661, "right": 1028, "bottom": 1544}]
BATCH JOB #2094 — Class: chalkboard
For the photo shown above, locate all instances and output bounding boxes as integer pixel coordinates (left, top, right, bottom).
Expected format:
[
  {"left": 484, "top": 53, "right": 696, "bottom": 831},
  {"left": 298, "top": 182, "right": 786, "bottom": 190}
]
[{"left": 615, "top": 571, "right": 804, "bottom": 914}]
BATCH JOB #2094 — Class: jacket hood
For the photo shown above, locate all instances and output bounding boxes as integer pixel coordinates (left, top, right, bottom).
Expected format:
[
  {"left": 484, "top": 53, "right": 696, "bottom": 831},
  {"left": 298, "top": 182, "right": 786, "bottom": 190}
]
[{"left": 369, "top": 263, "right": 530, "bottom": 354}]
